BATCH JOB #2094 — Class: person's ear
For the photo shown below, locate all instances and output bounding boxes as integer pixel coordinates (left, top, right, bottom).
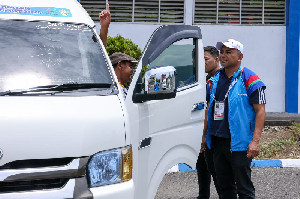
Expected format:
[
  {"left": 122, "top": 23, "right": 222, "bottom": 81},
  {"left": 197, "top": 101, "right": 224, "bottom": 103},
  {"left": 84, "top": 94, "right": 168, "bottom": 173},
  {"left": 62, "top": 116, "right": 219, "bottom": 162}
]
[
  {"left": 238, "top": 53, "right": 243, "bottom": 61},
  {"left": 215, "top": 56, "right": 220, "bottom": 63},
  {"left": 117, "top": 61, "right": 122, "bottom": 69}
]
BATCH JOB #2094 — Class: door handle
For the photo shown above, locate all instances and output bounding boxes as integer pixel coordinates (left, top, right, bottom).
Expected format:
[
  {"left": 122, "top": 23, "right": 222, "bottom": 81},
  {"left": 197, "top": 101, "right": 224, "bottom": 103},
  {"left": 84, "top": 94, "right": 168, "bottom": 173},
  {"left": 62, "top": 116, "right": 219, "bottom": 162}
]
[{"left": 192, "top": 102, "right": 206, "bottom": 112}]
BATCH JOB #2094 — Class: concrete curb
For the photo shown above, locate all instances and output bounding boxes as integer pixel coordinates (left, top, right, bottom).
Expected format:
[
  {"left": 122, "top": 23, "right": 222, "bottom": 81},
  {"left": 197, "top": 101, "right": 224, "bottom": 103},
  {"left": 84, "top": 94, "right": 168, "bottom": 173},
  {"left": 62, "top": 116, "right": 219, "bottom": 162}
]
[
  {"left": 168, "top": 159, "right": 300, "bottom": 172},
  {"left": 166, "top": 112, "right": 300, "bottom": 172},
  {"left": 265, "top": 112, "right": 300, "bottom": 126}
]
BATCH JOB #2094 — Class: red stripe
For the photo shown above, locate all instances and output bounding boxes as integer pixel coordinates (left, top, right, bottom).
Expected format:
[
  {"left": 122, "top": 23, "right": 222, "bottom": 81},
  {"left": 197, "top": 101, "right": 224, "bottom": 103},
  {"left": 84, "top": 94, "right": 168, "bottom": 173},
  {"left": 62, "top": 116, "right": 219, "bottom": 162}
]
[{"left": 246, "top": 75, "right": 260, "bottom": 88}]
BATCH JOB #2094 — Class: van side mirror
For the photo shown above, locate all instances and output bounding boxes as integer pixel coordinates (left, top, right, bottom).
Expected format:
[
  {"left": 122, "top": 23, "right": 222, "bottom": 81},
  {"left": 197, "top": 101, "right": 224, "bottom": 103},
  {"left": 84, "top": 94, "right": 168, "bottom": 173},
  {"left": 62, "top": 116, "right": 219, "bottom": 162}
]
[{"left": 133, "top": 66, "right": 176, "bottom": 103}]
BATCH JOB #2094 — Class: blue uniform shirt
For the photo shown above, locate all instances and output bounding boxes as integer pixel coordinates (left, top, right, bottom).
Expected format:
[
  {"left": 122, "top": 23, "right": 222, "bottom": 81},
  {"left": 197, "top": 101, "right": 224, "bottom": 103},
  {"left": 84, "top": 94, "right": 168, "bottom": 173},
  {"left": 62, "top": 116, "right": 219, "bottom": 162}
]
[{"left": 207, "top": 68, "right": 266, "bottom": 138}]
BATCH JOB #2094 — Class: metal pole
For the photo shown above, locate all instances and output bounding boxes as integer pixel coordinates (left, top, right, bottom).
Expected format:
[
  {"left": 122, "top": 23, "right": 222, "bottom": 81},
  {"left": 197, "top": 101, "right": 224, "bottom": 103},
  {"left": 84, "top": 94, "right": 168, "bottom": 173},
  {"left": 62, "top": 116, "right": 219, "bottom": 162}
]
[
  {"left": 217, "top": 0, "right": 219, "bottom": 24},
  {"left": 158, "top": 0, "right": 161, "bottom": 23},
  {"left": 240, "top": 0, "right": 242, "bottom": 24},
  {"left": 192, "top": 0, "right": 195, "bottom": 24},
  {"left": 132, "top": 0, "right": 135, "bottom": 22},
  {"left": 262, "top": 0, "right": 265, "bottom": 24}
]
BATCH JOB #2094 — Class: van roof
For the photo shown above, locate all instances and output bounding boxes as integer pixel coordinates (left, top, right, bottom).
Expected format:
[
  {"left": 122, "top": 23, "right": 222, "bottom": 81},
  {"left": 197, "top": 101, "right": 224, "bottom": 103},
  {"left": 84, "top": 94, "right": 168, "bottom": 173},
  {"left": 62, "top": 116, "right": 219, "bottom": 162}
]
[{"left": 0, "top": 0, "right": 94, "bottom": 27}]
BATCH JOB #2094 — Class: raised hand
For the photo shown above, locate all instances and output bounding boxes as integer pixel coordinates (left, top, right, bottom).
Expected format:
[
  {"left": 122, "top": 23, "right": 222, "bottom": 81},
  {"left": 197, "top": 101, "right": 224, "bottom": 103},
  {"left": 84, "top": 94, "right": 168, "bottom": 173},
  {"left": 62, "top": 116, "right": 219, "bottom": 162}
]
[{"left": 99, "top": 3, "right": 111, "bottom": 28}]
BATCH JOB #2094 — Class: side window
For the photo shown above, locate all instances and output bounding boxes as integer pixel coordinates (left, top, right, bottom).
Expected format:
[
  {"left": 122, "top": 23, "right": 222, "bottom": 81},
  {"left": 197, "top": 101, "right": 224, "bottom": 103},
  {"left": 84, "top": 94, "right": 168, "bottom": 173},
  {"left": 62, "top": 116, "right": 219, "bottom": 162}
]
[{"left": 147, "top": 38, "right": 197, "bottom": 89}]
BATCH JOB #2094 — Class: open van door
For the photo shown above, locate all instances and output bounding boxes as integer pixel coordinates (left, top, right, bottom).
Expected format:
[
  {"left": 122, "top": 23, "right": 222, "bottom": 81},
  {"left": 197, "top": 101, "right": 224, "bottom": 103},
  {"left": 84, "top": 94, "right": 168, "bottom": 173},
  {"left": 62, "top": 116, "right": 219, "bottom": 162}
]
[{"left": 125, "top": 25, "right": 206, "bottom": 199}]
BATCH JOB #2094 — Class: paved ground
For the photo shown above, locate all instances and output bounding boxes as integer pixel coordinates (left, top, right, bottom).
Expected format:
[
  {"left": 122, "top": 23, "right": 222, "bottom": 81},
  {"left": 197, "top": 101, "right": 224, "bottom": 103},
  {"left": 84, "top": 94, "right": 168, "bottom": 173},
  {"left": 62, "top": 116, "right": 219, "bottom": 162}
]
[
  {"left": 155, "top": 168, "right": 300, "bottom": 199},
  {"left": 155, "top": 113, "right": 300, "bottom": 198}
]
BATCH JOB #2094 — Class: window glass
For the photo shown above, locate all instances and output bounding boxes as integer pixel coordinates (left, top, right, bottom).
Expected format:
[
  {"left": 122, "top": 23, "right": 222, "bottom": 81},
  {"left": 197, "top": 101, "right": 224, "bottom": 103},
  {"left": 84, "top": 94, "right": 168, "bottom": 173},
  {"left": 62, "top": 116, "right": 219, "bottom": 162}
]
[
  {"left": 148, "top": 38, "right": 196, "bottom": 88},
  {"left": 0, "top": 20, "right": 113, "bottom": 93}
]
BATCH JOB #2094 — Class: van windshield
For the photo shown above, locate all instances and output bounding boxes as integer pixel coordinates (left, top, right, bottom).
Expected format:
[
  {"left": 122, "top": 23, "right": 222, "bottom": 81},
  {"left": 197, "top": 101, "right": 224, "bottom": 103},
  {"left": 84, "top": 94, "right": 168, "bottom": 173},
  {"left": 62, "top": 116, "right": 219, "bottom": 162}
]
[{"left": 0, "top": 20, "right": 114, "bottom": 95}]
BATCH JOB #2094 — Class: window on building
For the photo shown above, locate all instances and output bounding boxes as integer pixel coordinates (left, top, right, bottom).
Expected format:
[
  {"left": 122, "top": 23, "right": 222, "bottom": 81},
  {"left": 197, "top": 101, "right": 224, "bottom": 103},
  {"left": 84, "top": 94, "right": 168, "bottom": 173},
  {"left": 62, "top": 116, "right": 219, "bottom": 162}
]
[
  {"left": 80, "top": 0, "right": 133, "bottom": 22},
  {"left": 194, "top": 0, "right": 285, "bottom": 25},
  {"left": 80, "top": 0, "right": 184, "bottom": 24}
]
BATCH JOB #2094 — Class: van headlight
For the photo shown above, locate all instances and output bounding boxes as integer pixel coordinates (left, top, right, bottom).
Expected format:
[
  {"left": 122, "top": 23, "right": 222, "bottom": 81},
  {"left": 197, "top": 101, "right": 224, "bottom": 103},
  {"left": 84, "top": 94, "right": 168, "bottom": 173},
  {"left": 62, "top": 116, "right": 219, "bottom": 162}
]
[{"left": 87, "top": 145, "right": 132, "bottom": 187}]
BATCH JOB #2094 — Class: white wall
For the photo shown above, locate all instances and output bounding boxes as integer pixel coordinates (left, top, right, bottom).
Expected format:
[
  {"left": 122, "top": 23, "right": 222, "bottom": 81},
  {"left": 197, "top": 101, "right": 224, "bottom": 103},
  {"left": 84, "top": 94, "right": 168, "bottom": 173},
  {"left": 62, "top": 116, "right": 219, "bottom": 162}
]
[
  {"left": 96, "top": 23, "right": 286, "bottom": 112},
  {"left": 200, "top": 25, "right": 286, "bottom": 113},
  {"left": 96, "top": 23, "right": 160, "bottom": 49}
]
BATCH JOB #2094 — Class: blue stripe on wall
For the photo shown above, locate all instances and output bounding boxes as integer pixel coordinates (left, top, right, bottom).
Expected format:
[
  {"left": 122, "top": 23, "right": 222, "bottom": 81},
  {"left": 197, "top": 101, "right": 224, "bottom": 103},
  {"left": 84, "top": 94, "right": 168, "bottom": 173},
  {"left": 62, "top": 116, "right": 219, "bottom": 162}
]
[{"left": 285, "top": 0, "right": 300, "bottom": 113}]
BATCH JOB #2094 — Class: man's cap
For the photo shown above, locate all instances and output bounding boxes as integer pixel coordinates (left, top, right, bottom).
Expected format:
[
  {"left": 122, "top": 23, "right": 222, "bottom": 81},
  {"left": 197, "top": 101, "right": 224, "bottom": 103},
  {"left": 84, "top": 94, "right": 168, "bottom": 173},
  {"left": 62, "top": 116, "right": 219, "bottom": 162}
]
[
  {"left": 109, "top": 52, "right": 138, "bottom": 66},
  {"left": 216, "top": 39, "right": 244, "bottom": 54}
]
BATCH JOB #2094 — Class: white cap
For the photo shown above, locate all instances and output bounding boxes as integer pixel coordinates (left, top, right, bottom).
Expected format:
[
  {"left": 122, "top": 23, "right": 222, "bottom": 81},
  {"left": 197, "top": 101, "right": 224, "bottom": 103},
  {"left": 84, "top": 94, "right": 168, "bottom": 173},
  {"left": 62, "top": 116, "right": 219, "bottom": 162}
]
[{"left": 216, "top": 39, "right": 244, "bottom": 54}]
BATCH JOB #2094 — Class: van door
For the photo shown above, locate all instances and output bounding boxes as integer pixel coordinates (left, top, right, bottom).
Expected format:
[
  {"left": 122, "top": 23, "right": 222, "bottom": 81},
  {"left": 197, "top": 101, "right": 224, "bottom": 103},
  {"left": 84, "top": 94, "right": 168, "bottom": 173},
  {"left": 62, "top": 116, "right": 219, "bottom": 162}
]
[{"left": 125, "top": 25, "right": 206, "bottom": 199}]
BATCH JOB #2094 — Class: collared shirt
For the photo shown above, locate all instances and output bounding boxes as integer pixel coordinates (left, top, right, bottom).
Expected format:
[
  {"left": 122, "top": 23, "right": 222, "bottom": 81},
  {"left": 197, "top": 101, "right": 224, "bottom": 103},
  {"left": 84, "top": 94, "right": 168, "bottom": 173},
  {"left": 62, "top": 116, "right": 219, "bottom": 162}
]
[
  {"left": 119, "top": 82, "right": 128, "bottom": 99},
  {"left": 206, "top": 69, "right": 221, "bottom": 81}
]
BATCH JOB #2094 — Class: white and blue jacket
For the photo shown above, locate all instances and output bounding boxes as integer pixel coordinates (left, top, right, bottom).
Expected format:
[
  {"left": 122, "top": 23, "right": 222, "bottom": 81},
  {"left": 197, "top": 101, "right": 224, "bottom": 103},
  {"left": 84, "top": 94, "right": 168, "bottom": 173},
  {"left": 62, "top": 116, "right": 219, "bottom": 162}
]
[{"left": 206, "top": 66, "right": 265, "bottom": 151}]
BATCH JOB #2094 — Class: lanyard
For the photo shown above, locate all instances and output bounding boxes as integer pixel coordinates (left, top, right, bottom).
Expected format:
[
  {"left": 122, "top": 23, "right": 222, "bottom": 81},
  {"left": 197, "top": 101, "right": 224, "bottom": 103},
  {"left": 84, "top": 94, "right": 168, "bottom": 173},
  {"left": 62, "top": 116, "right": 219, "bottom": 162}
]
[{"left": 212, "top": 68, "right": 243, "bottom": 101}]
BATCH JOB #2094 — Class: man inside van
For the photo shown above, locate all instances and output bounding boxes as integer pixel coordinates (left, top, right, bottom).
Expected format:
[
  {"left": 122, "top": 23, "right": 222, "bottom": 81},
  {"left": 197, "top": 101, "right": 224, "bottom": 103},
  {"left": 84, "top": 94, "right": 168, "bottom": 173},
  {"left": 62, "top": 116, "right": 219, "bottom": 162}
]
[
  {"left": 98, "top": 4, "right": 137, "bottom": 99},
  {"left": 109, "top": 52, "right": 137, "bottom": 98}
]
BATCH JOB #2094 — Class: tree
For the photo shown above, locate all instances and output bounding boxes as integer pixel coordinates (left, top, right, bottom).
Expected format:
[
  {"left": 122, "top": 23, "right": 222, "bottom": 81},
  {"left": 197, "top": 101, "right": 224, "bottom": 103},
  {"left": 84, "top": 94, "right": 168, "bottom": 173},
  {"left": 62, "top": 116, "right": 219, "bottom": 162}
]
[{"left": 106, "top": 35, "right": 142, "bottom": 60}]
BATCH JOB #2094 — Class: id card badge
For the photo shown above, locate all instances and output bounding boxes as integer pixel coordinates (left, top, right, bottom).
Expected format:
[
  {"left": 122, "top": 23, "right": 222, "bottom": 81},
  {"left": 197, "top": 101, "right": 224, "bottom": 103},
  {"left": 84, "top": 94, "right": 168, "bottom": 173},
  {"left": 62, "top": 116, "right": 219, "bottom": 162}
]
[{"left": 214, "top": 101, "right": 225, "bottom": 120}]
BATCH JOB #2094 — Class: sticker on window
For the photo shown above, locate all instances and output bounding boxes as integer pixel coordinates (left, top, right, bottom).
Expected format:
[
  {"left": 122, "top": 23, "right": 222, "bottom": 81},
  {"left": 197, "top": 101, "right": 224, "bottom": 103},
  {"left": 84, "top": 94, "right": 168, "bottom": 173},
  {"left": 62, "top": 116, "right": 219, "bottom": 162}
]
[{"left": 0, "top": 5, "right": 72, "bottom": 18}]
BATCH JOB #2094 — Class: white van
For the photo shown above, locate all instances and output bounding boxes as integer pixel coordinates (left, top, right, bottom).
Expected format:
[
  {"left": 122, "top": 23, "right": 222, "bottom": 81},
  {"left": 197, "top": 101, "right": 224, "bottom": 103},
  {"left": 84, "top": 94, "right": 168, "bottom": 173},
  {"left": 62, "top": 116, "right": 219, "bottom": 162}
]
[{"left": 0, "top": 0, "right": 206, "bottom": 198}]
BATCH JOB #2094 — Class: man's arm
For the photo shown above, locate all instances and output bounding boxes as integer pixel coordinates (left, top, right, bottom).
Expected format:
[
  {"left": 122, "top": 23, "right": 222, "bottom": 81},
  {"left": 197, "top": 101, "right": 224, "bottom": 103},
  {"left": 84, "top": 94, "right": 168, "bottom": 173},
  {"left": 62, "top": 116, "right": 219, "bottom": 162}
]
[
  {"left": 200, "top": 102, "right": 209, "bottom": 153},
  {"left": 99, "top": 3, "right": 111, "bottom": 47},
  {"left": 247, "top": 103, "right": 265, "bottom": 158}
]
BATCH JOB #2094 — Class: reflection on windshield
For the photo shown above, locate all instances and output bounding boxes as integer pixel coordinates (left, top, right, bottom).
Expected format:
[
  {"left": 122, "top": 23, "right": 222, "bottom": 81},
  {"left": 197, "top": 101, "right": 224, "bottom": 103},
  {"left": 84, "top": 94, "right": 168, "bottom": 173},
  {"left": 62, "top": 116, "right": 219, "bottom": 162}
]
[
  {"left": 3, "top": 73, "right": 51, "bottom": 91},
  {"left": 0, "top": 20, "right": 113, "bottom": 93}
]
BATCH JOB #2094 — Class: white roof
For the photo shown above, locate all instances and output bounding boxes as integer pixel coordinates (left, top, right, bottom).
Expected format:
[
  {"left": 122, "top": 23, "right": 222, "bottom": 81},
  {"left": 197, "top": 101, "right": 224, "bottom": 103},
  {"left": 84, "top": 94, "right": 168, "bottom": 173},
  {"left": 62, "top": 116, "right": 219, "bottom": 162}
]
[{"left": 0, "top": 0, "right": 95, "bottom": 27}]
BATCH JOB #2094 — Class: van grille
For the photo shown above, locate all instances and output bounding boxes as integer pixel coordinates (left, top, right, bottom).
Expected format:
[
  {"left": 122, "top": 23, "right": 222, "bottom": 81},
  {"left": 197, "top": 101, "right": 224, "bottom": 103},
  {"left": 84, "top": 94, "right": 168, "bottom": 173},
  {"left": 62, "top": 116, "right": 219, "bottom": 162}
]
[
  {"left": 0, "top": 157, "right": 89, "bottom": 194},
  {"left": 0, "top": 178, "right": 68, "bottom": 193},
  {"left": 0, "top": 157, "right": 74, "bottom": 169}
]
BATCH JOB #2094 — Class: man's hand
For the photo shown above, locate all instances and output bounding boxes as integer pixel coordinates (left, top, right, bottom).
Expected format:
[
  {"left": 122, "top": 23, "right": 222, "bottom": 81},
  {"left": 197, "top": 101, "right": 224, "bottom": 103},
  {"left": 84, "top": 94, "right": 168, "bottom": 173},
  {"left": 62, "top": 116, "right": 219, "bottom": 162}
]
[
  {"left": 99, "top": 3, "right": 111, "bottom": 47},
  {"left": 99, "top": 3, "right": 111, "bottom": 28},
  {"left": 200, "top": 135, "right": 207, "bottom": 153},
  {"left": 247, "top": 140, "right": 260, "bottom": 158},
  {"left": 200, "top": 106, "right": 209, "bottom": 153}
]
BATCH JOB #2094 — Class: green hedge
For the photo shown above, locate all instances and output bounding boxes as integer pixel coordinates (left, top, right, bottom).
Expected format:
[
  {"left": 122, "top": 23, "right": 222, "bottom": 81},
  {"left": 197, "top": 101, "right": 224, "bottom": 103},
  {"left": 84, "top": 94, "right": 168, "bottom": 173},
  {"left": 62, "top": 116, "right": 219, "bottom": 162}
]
[{"left": 106, "top": 35, "right": 142, "bottom": 60}]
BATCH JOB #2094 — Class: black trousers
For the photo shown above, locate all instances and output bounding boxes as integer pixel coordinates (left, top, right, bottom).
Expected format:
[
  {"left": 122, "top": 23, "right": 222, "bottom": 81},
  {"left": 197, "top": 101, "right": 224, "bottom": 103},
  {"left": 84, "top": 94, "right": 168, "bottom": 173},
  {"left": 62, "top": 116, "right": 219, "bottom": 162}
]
[
  {"left": 196, "top": 147, "right": 221, "bottom": 199},
  {"left": 212, "top": 136, "right": 255, "bottom": 199}
]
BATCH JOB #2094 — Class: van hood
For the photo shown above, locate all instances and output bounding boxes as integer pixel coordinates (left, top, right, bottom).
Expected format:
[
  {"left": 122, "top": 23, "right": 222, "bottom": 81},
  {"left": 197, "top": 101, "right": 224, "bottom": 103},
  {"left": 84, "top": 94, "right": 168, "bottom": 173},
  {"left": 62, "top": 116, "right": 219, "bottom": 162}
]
[{"left": 0, "top": 95, "right": 125, "bottom": 166}]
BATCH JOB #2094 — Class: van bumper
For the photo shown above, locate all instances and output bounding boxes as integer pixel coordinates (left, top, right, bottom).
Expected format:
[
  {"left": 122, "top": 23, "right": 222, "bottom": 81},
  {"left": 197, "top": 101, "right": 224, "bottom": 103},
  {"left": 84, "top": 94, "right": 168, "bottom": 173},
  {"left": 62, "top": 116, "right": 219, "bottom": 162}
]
[{"left": 90, "top": 180, "right": 134, "bottom": 199}]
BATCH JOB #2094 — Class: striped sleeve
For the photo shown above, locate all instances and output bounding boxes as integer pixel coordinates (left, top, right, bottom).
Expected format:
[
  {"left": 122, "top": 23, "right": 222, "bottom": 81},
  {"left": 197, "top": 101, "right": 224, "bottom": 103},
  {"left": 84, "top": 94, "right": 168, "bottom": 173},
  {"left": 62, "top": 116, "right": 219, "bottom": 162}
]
[
  {"left": 246, "top": 75, "right": 262, "bottom": 90},
  {"left": 249, "top": 87, "right": 266, "bottom": 104},
  {"left": 258, "top": 87, "right": 266, "bottom": 104},
  {"left": 242, "top": 67, "right": 266, "bottom": 96}
]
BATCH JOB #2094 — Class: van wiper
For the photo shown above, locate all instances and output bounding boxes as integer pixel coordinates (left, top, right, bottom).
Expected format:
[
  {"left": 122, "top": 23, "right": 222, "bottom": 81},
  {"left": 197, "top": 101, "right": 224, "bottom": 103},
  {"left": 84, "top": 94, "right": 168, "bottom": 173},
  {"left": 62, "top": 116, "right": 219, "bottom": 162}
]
[
  {"left": 0, "top": 83, "right": 112, "bottom": 96},
  {"left": 31, "top": 83, "right": 112, "bottom": 90}
]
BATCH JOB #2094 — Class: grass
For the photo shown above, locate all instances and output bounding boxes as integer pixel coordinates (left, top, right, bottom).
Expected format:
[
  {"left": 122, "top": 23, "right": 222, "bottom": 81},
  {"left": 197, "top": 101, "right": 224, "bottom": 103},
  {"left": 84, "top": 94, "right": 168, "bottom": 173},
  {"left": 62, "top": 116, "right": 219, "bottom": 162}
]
[{"left": 256, "top": 123, "right": 300, "bottom": 160}]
